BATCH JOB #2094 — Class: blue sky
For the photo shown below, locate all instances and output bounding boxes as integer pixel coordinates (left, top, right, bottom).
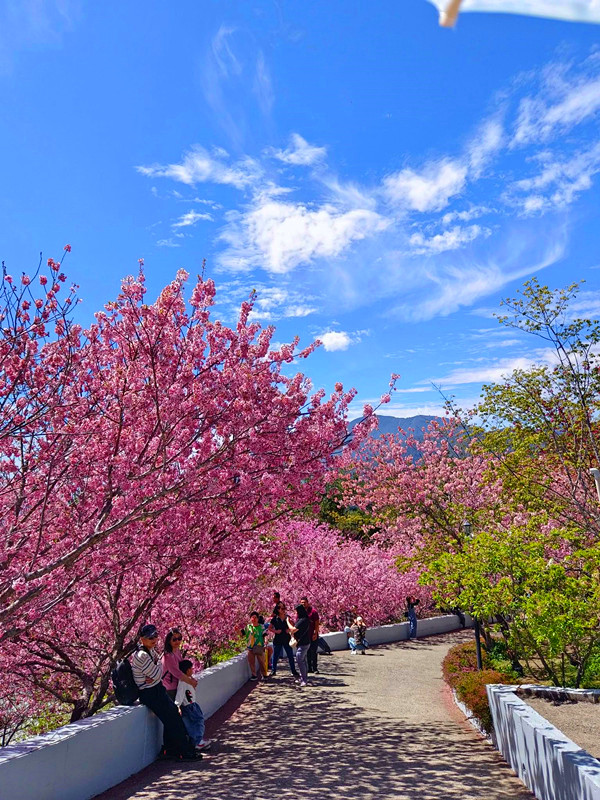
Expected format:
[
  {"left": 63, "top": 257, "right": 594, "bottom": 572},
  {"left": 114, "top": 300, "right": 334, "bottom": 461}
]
[{"left": 2, "top": 1, "right": 600, "bottom": 419}]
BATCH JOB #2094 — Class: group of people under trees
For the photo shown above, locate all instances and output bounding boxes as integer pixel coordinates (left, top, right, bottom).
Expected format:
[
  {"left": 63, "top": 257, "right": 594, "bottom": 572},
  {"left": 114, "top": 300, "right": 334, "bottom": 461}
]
[
  {"left": 129, "top": 593, "right": 422, "bottom": 762},
  {"left": 244, "top": 593, "right": 321, "bottom": 686}
]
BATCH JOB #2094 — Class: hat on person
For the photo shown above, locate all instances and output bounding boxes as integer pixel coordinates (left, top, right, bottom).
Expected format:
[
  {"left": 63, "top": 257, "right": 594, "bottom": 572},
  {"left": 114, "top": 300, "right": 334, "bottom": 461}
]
[{"left": 139, "top": 624, "right": 159, "bottom": 639}]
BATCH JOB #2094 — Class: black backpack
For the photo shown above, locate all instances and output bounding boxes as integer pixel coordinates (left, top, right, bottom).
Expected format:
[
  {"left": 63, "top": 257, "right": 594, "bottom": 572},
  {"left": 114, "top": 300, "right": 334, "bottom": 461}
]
[{"left": 111, "top": 656, "right": 140, "bottom": 706}]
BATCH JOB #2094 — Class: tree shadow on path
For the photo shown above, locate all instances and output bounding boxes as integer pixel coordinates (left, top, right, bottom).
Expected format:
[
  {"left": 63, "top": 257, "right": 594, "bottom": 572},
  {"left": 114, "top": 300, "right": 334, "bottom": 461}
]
[{"left": 95, "top": 634, "right": 533, "bottom": 800}]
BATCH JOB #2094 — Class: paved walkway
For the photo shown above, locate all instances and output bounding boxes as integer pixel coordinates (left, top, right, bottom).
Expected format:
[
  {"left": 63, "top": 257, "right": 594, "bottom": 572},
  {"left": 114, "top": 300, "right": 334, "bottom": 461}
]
[{"left": 96, "top": 631, "right": 533, "bottom": 800}]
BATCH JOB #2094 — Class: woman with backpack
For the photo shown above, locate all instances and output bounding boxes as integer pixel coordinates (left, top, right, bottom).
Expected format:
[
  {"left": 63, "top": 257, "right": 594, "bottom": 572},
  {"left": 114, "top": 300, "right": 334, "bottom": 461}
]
[{"left": 132, "top": 624, "right": 201, "bottom": 762}]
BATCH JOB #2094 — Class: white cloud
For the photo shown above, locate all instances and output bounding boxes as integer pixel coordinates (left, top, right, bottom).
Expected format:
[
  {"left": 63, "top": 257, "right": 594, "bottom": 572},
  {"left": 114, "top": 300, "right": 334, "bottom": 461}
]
[
  {"left": 408, "top": 224, "right": 490, "bottom": 255},
  {"left": 513, "top": 70, "right": 600, "bottom": 146},
  {"left": 428, "top": 350, "right": 556, "bottom": 387},
  {"left": 156, "top": 238, "right": 181, "bottom": 248},
  {"left": 219, "top": 199, "right": 390, "bottom": 274},
  {"left": 509, "top": 143, "right": 600, "bottom": 213},
  {"left": 392, "top": 234, "right": 566, "bottom": 322},
  {"left": 467, "top": 118, "right": 504, "bottom": 176},
  {"left": 172, "top": 210, "right": 213, "bottom": 229},
  {"left": 383, "top": 159, "right": 468, "bottom": 212},
  {"left": 214, "top": 281, "right": 320, "bottom": 322},
  {"left": 441, "top": 206, "right": 492, "bottom": 225},
  {"left": 284, "top": 305, "right": 317, "bottom": 318},
  {"left": 394, "top": 387, "right": 432, "bottom": 394},
  {"left": 318, "top": 331, "right": 353, "bottom": 351},
  {"left": 274, "top": 133, "right": 327, "bottom": 166},
  {"left": 137, "top": 146, "right": 261, "bottom": 189}
]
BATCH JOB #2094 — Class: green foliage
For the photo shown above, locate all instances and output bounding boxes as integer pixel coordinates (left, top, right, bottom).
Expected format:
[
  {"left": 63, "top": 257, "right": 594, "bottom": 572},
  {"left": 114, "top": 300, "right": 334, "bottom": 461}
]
[
  {"left": 415, "top": 280, "right": 600, "bottom": 690},
  {"left": 204, "top": 634, "right": 246, "bottom": 667},
  {"left": 318, "top": 479, "right": 380, "bottom": 543}
]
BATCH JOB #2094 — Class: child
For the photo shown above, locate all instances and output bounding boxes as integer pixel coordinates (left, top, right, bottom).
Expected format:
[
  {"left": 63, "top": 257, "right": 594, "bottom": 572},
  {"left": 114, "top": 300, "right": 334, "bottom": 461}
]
[{"left": 175, "top": 659, "right": 211, "bottom": 750}]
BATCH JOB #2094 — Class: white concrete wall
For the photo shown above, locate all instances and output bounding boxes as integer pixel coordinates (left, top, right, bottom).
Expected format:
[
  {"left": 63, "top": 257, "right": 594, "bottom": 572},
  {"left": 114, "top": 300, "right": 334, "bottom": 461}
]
[
  {"left": 0, "top": 614, "right": 467, "bottom": 800},
  {"left": 487, "top": 684, "right": 600, "bottom": 800}
]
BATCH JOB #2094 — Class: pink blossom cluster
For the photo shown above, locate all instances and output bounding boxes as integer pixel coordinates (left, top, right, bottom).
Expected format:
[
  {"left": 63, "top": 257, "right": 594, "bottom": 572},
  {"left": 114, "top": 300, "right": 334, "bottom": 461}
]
[{"left": 2, "top": 258, "right": 411, "bottom": 726}]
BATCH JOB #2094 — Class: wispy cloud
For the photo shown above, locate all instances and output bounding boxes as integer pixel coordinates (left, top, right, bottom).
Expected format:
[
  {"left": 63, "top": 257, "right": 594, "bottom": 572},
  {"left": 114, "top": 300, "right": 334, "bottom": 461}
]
[
  {"left": 513, "top": 70, "right": 600, "bottom": 146},
  {"left": 172, "top": 210, "right": 213, "bottom": 229},
  {"left": 214, "top": 280, "right": 320, "bottom": 322},
  {"left": 428, "top": 349, "right": 556, "bottom": 387},
  {"left": 137, "top": 146, "right": 262, "bottom": 189},
  {"left": 273, "top": 133, "right": 327, "bottom": 166},
  {"left": 408, "top": 224, "right": 490, "bottom": 255},
  {"left": 508, "top": 142, "right": 600, "bottom": 214},
  {"left": 391, "top": 232, "right": 567, "bottom": 322},
  {"left": 138, "top": 52, "right": 600, "bottom": 322},
  {"left": 0, "top": 0, "right": 80, "bottom": 73},
  {"left": 253, "top": 50, "right": 274, "bottom": 116}
]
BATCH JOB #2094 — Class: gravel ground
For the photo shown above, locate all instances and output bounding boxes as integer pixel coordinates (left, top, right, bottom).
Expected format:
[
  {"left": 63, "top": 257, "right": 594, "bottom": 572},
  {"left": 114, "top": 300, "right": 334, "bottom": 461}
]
[
  {"left": 525, "top": 696, "right": 600, "bottom": 760},
  {"left": 95, "top": 631, "right": 533, "bottom": 800}
]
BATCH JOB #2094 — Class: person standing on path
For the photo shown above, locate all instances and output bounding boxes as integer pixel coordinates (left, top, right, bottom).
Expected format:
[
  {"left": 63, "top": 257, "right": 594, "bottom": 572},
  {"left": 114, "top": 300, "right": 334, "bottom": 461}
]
[
  {"left": 272, "top": 591, "right": 281, "bottom": 612},
  {"left": 289, "top": 604, "right": 311, "bottom": 687},
  {"left": 132, "top": 624, "right": 200, "bottom": 762},
  {"left": 161, "top": 627, "right": 198, "bottom": 701},
  {"left": 245, "top": 611, "right": 268, "bottom": 681},
  {"left": 269, "top": 602, "right": 299, "bottom": 677},
  {"left": 301, "top": 595, "right": 320, "bottom": 674},
  {"left": 406, "top": 596, "right": 420, "bottom": 639}
]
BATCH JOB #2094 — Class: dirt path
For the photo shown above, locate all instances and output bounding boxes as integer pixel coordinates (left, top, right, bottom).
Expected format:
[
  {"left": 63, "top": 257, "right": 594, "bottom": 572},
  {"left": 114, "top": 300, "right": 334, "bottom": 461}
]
[{"left": 95, "top": 631, "right": 533, "bottom": 800}]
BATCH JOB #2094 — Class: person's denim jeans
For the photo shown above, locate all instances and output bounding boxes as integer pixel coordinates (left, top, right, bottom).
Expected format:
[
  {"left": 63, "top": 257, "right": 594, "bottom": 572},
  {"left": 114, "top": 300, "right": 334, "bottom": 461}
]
[
  {"left": 307, "top": 638, "right": 318, "bottom": 672},
  {"left": 138, "top": 683, "right": 193, "bottom": 756},
  {"left": 348, "top": 637, "right": 366, "bottom": 652},
  {"left": 408, "top": 609, "right": 417, "bottom": 638},
  {"left": 296, "top": 644, "right": 310, "bottom": 682},
  {"left": 181, "top": 702, "right": 205, "bottom": 746},
  {"left": 272, "top": 642, "right": 297, "bottom": 674}
]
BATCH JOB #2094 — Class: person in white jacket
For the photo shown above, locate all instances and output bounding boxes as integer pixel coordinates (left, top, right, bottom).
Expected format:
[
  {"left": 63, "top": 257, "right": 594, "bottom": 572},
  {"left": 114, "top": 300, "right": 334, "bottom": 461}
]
[{"left": 175, "top": 659, "right": 211, "bottom": 750}]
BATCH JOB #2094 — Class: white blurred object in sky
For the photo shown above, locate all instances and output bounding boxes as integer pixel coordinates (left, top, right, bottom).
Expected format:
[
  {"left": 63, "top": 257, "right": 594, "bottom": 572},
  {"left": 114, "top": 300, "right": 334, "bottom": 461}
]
[{"left": 427, "top": 0, "right": 600, "bottom": 27}]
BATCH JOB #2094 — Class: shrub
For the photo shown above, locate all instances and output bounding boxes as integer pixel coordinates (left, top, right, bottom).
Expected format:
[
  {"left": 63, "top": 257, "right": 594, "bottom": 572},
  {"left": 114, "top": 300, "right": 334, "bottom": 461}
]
[
  {"left": 455, "top": 669, "right": 514, "bottom": 733},
  {"left": 442, "top": 641, "right": 491, "bottom": 688}
]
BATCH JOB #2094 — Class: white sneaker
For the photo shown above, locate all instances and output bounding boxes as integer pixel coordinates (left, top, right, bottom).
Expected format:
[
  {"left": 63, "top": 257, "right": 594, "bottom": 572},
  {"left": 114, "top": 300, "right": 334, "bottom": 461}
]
[{"left": 196, "top": 739, "right": 212, "bottom": 750}]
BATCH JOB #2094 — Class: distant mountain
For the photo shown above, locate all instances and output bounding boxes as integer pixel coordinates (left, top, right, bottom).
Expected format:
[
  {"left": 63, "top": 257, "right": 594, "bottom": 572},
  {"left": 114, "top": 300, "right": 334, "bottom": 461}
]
[
  {"left": 349, "top": 413, "right": 440, "bottom": 439},
  {"left": 347, "top": 414, "right": 442, "bottom": 459}
]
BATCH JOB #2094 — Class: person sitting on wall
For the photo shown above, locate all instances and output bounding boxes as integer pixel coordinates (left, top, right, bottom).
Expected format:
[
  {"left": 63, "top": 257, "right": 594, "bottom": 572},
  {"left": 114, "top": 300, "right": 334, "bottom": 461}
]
[{"left": 132, "top": 624, "right": 201, "bottom": 762}]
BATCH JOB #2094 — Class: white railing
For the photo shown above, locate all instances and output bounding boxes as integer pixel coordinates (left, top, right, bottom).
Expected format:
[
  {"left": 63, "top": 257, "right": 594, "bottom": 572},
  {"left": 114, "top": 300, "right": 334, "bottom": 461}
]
[
  {"left": 487, "top": 684, "right": 600, "bottom": 800},
  {"left": 0, "top": 614, "right": 468, "bottom": 800}
]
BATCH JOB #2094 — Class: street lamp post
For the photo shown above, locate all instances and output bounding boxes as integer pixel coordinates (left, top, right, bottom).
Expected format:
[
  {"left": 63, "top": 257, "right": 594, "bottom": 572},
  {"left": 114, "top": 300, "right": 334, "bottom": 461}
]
[{"left": 463, "top": 519, "right": 483, "bottom": 671}]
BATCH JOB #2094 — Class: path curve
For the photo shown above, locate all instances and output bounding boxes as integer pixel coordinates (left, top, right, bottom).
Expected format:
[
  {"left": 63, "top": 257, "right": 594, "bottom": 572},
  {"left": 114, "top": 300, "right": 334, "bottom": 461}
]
[{"left": 95, "top": 631, "right": 532, "bottom": 800}]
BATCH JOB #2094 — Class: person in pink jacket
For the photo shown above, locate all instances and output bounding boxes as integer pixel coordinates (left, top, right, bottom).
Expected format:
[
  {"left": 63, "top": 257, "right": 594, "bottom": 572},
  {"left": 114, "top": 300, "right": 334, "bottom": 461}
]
[{"left": 161, "top": 628, "right": 197, "bottom": 701}]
